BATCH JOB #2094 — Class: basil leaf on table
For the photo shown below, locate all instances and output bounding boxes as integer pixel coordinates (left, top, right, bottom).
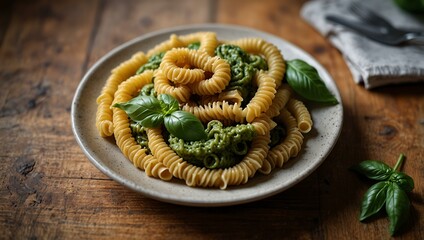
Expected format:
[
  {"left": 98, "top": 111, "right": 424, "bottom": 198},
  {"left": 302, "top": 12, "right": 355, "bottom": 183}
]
[
  {"left": 352, "top": 154, "right": 414, "bottom": 236},
  {"left": 113, "top": 95, "right": 164, "bottom": 128},
  {"left": 359, "top": 181, "right": 389, "bottom": 221},
  {"left": 386, "top": 182, "right": 411, "bottom": 236},
  {"left": 351, "top": 160, "right": 393, "bottom": 181},
  {"left": 164, "top": 110, "right": 207, "bottom": 141},
  {"left": 285, "top": 59, "right": 338, "bottom": 105},
  {"left": 159, "top": 94, "right": 180, "bottom": 115},
  {"left": 390, "top": 172, "right": 414, "bottom": 193}
]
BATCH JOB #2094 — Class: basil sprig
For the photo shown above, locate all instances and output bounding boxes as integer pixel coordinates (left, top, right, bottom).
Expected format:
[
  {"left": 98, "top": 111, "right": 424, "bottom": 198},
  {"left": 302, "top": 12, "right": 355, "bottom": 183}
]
[
  {"left": 113, "top": 94, "right": 207, "bottom": 141},
  {"left": 285, "top": 59, "right": 338, "bottom": 105},
  {"left": 351, "top": 154, "right": 414, "bottom": 236}
]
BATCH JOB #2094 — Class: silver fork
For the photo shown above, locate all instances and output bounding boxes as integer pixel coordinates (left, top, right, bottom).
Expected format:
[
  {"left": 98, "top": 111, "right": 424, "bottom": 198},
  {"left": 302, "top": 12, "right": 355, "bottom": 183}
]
[
  {"left": 327, "top": 3, "right": 424, "bottom": 45},
  {"left": 349, "top": 2, "right": 424, "bottom": 45}
]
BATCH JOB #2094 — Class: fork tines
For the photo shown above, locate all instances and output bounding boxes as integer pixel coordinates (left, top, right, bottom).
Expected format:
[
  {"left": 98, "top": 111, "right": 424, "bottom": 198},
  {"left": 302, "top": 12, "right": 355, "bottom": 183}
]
[{"left": 349, "top": 2, "right": 393, "bottom": 29}]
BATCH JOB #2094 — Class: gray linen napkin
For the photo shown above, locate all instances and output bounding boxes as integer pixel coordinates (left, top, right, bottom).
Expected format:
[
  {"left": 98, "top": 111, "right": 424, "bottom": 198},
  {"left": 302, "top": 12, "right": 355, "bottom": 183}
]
[{"left": 301, "top": 0, "right": 424, "bottom": 89}]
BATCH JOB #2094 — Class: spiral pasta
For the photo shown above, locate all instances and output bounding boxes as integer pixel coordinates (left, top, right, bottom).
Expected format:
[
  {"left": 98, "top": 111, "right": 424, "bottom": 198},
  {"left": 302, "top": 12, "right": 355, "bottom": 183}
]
[
  {"left": 287, "top": 98, "right": 313, "bottom": 133},
  {"left": 260, "top": 109, "right": 304, "bottom": 174},
  {"left": 160, "top": 48, "right": 206, "bottom": 85},
  {"left": 96, "top": 52, "right": 148, "bottom": 137},
  {"left": 154, "top": 70, "right": 192, "bottom": 102},
  {"left": 189, "top": 56, "right": 232, "bottom": 95},
  {"left": 182, "top": 101, "right": 244, "bottom": 124},
  {"left": 112, "top": 70, "right": 172, "bottom": 180},
  {"left": 179, "top": 31, "right": 219, "bottom": 56},
  {"left": 95, "top": 31, "right": 315, "bottom": 189},
  {"left": 243, "top": 73, "right": 276, "bottom": 122},
  {"left": 265, "top": 84, "right": 292, "bottom": 118},
  {"left": 230, "top": 38, "right": 286, "bottom": 88}
]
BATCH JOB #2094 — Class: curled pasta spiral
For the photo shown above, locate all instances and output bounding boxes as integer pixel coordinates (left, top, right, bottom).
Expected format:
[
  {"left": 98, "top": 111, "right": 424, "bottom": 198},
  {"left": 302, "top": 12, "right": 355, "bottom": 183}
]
[
  {"left": 159, "top": 48, "right": 231, "bottom": 96},
  {"left": 287, "top": 98, "right": 313, "bottom": 133},
  {"left": 250, "top": 113, "right": 276, "bottom": 136},
  {"left": 220, "top": 132, "right": 270, "bottom": 189},
  {"left": 230, "top": 38, "right": 286, "bottom": 88},
  {"left": 179, "top": 31, "right": 219, "bottom": 56},
  {"left": 153, "top": 70, "right": 192, "bottom": 103},
  {"left": 96, "top": 52, "right": 148, "bottom": 137},
  {"left": 189, "top": 56, "right": 232, "bottom": 95},
  {"left": 112, "top": 71, "right": 172, "bottom": 180},
  {"left": 160, "top": 48, "right": 206, "bottom": 85},
  {"left": 182, "top": 101, "right": 244, "bottom": 124},
  {"left": 265, "top": 84, "right": 292, "bottom": 118},
  {"left": 260, "top": 109, "right": 304, "bottom": 174},
  {"left": 243, "top": 73, "right": 277, "bottom": 122}
]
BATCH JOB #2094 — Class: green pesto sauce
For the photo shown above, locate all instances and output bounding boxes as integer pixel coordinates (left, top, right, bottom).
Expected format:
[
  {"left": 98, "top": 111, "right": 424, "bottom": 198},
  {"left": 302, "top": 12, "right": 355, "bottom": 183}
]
[
  {"left": 136, "top": 52, "right": 165, "bottom": 75},
  {"left": 269, "top": 124, "right": 287, "bottom": 148},
  {"left": 130, "top": 121, "right": 150, "bottom": 153},
  {"left": 187, "top": 41, "right": 201, "bottom": 50},
  {"left": 139, "top": 83, "right": 156, "bottom": 97},
  {"left": 168, "top": 120, "right": 256, "bottom": 169},
  {"left": 215, "top": 44, "right": 267, "bottom": 102}
]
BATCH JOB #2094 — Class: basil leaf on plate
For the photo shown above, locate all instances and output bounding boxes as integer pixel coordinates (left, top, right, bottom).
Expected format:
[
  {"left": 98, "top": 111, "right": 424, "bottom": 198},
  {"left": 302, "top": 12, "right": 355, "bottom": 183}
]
[
  {"left": 159, "top": 94, "right": 180, "bottom": 115},
  {"left": 351, "top": 160, "right": 393, "bottom": 181},
  {"left": 285, "top": 59, "right": 338, "bottom": 105},
  {"left": 164, "top": 110, "right": 207, "bottom": 141},
  {"left": 113, "top": 95, "right": 164, "bottom": 128},
  {"left": 386, "top": 182, "right": 411, "bottom": 236},
  {"left": 359, "top": 181, "right": 389, "bottom": 221}
]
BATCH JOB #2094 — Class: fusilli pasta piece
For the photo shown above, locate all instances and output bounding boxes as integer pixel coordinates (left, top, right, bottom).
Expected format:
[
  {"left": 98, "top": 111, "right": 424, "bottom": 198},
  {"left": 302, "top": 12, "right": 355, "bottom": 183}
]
[
  {"left": 189, "top": 55, "right": 232, "bottom": 95},
  {"left": 220, "top": 132, "right": 270, "bottom": 189},
  {"left": 250, "top": 113, "right": 276, "bottom": 136},
  {"left": 265, "top": 84, "right": 292, "bottom": 118},
  {"left": 160, "top": 48, "right": 206, "bottom": 85},
  {"left": 96, "top": 52, "right": 148, "bottom": 137},
  {"left": 260, "top": 109, "right": 303, "bottom": 173},
  {"left": 182, "top": 101, "right": 244, "bottom": 124},
  {"left": 153, "top": 70, "right": 192, "bottom": 102},
  {"left": 230, "top": 37, "right": 286, "bottom": 88},
  {"left": 243, "top": 73, "right": 276, "bottom": 122},
  {"left": 287, "top": 98, "right": 313, "bottom": 133},
  {"left": 112, "top": 71, "right": 172, "bottom": 180},
  {"left": 179, "top": 31, "right": 219, "bottom": 56}
]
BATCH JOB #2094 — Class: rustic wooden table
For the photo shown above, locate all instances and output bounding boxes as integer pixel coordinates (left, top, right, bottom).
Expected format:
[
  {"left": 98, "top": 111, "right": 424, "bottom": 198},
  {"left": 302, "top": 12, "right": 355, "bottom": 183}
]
[{"left": 1, "top": 0, "right": 423, "bottom": 239}]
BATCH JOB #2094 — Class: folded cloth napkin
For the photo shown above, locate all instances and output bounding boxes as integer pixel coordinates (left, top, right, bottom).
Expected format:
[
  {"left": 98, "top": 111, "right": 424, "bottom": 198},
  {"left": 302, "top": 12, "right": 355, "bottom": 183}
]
[{"left": 301, "top": 0, "right": 424, "bottom": 89}]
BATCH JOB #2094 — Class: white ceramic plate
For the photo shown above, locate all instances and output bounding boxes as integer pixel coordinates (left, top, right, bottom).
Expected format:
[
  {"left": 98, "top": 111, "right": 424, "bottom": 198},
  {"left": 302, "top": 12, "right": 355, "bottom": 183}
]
[{"left": 71, "top": 24, "right": 343, "bottom": 207}]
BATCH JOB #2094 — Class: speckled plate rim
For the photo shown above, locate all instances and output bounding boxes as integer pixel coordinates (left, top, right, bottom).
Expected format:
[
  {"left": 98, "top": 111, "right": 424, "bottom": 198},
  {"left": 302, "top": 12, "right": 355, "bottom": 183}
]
[{"left": 71, "top": 23, "right": 343, "bottom": 207}]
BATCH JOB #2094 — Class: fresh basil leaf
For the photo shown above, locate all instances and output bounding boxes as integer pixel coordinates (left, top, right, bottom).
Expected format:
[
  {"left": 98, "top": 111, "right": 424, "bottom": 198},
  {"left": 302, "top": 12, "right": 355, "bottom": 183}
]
[
  {"left": 285, "top": 59, "right": 338, "bottom": 105},
  {"left": 164, "top": 111, "right": 207, "bottom": 141},
  {"left": 159, "top": 94, "right": 180, "bottom": 115},
  {"left": 113, "top": 95, "right": 164, "bottom": 128},
  {"left": 386, "top": 182, "right": 410, "bottom": 236},
  {"left": 359, "top": 181, "right": 389, "bottom": 221},
  {"left": 138, "top": 113, "right": 164, "bottom": 128},
  {"left": 390, "top": 172, "right": 414, "bottom": 193},
  {"left": 351, "top": 160, "right": 393, "bottom": 181}
]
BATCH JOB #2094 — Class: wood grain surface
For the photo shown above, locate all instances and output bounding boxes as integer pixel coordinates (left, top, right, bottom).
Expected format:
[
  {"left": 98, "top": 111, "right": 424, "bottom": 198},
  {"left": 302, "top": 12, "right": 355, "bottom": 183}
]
[{"left": 1, "top": 0, "right": 423, "bottom": 239}]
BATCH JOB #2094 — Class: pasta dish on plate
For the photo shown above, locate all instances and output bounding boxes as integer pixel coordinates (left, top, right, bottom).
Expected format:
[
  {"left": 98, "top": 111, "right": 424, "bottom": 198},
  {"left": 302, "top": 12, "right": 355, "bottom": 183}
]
[{"left": 95, "top": 32, "right": 313, "bottom": 189}]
